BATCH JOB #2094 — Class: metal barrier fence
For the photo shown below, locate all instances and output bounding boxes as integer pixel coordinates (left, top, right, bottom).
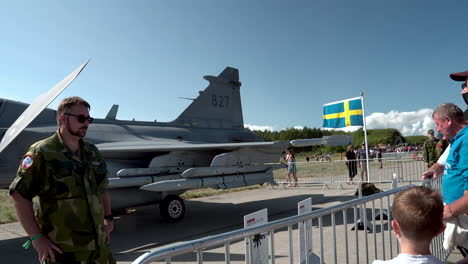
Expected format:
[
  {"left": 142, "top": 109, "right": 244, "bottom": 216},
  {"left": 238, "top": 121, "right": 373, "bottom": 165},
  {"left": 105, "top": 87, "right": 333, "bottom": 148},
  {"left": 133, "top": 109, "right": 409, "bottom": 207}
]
[
  {"left": 132, "top": 177, "right": 447, "bottom": 264},
  {"left": 273, "top": 157, "right": 426, "bottom": 188}
]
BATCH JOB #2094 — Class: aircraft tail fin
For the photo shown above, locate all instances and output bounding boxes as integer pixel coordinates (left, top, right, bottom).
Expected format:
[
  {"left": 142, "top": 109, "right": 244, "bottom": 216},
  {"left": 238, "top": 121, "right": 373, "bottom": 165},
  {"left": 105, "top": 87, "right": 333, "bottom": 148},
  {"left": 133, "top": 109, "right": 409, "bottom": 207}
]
[
  {"left": 105, "top": 105, "right": 119, "bottom": 120},
  {"left": 172, "top": 67, "right": 244, "bottom": 129}
]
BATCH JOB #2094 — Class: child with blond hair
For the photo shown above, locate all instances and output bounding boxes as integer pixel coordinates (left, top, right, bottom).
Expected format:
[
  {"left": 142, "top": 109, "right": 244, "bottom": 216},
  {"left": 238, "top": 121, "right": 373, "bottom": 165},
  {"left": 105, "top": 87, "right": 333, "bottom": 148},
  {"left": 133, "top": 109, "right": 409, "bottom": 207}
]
[{"left": 373, "top": 186, "right": 445, "bottom": 264}]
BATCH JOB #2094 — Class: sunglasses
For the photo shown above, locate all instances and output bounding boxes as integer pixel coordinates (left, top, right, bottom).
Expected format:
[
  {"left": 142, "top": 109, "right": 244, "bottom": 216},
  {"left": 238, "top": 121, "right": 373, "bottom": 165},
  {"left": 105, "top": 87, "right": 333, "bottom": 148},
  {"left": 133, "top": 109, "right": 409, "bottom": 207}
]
[
  {"left": 64, "top": 113, "right": 94, "bottom": 124},
  {"left": 462, "top": 83, "right": 467, "bottom": 89}
]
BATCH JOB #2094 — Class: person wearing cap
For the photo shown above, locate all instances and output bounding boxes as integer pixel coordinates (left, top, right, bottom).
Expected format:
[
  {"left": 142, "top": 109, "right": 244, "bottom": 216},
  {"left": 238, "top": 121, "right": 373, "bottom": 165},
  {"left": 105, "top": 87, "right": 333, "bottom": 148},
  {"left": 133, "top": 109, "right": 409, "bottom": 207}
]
[
  {"left": 449, "top": 70, "right": 468, "bottom": 111},
  {"left": 422, "top": 129, "right": 438, "bottom": 168}
]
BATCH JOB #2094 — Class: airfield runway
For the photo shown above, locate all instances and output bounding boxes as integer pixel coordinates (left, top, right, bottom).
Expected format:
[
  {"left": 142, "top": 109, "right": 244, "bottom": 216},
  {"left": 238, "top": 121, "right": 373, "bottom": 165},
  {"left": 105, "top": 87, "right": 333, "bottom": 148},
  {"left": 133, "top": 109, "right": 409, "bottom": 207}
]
[{"left": 0, "top": 183, "right": 464, "bottom": 263}]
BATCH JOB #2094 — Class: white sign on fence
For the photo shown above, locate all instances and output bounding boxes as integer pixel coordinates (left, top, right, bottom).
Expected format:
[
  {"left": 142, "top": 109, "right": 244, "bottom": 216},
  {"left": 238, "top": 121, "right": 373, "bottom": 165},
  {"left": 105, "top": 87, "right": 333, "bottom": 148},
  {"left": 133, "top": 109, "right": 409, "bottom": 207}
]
[
  {"left": 244, "top": 208, "right": 269, "bottom": 264},
  {"left": 298, "top": 198, "right": 312, "bottom": 264},
  {"left": 298, "top": 198, "right": 320, "bottom": 264}
]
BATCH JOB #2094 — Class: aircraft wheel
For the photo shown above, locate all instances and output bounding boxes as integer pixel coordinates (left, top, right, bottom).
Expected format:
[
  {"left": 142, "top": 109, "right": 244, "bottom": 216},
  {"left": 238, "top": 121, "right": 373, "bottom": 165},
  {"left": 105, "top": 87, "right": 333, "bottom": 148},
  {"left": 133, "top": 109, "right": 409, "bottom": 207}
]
[{"left": 160, "top": 195, "right": 185, "bottom": 222}]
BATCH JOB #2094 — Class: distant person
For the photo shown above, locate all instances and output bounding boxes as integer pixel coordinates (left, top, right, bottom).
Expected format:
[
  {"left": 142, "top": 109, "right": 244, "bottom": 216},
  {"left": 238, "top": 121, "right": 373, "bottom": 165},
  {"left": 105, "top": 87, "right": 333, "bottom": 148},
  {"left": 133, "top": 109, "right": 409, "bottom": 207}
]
[
  {"left": 306, "top": 156, "right": 309, "bottom": 162},
  {"left": 422, "top": 129, "right": 438, "bottom": 168},
  {"left": 345, "top": 145, "right": 357, "bottom": 183},
  {"left": 9, "top": 97, "right": 115, "bottom": 264},
  {"left": 357, "top": 143, "right": 370, "bottom": 181},
  {"left": 284, "top": 149, "right": 298, "bottom": 187},
  {"left": 377, "top": 148, "right": 383, "bottom": 169},
  {"left": 372, "top": 186, "right": 444, "bottom": 264}
]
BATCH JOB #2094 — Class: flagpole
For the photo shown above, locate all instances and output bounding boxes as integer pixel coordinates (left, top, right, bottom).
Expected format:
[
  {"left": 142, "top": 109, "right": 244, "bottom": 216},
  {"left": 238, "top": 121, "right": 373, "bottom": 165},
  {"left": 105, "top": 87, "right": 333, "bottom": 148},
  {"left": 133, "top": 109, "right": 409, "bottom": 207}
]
[{"left": 360, "top": 92, "right": 370, "bottom": 183}]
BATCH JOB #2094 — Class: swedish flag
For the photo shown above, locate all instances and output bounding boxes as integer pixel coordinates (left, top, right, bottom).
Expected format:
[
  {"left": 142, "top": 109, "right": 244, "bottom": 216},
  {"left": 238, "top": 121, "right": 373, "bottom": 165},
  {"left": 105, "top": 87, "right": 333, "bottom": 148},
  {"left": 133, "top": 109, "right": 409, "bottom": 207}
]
[{"left": 323, "top": 97, "right": 363, "bottom": 128}]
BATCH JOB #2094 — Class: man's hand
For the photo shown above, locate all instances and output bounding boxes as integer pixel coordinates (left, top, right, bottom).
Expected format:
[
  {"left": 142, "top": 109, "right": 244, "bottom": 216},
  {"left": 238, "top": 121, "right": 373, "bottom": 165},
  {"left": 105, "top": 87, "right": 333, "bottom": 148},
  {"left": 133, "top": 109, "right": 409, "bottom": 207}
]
[
  {"left": 32, "top": 235, "right": 62, "bottom": 262},
  {"left": 422, "top": 170, "right": 436, "bottom": 180},
  {"left": 422, "top": 163, "right": 444, "bottom": 180},
  {"left": 104, "top": 219, "right": 114, "bottom": 243}
]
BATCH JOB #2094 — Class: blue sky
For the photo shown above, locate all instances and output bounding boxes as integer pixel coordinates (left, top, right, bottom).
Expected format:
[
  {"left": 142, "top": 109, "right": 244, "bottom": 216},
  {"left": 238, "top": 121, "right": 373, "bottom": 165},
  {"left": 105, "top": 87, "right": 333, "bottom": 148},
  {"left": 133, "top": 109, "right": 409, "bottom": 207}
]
[{"left": 1, "top": 1, "right": 467, "bottom": 136}]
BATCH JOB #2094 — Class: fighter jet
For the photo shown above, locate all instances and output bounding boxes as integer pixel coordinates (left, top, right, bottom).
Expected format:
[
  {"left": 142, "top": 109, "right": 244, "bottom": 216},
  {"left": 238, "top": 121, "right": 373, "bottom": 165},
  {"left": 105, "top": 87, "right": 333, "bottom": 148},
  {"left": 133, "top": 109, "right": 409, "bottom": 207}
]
[{"left": 0, "top": 62, "right": 352, "bottom": 222}]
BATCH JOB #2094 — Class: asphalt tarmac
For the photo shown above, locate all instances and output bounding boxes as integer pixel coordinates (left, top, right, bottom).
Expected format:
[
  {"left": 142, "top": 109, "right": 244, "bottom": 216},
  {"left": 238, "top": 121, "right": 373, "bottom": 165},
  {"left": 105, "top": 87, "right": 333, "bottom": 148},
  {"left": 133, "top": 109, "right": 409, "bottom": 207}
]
[{"left": 0, "top": 183, "right": 464, "bottom": 263}]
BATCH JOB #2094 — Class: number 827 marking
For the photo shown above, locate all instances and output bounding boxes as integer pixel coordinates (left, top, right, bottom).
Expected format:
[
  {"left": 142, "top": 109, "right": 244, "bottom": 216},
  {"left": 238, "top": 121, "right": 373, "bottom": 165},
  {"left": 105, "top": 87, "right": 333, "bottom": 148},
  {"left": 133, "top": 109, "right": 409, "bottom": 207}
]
[{"left": 211, "top": 95, "right": 229, "bottom": 108}]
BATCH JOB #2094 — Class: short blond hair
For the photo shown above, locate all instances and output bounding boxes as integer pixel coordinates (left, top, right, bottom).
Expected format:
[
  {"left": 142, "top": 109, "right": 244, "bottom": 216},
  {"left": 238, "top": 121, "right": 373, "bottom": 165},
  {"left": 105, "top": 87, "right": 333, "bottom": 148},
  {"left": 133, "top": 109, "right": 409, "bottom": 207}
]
[
  {"left": 56, "top": 96, "right": 90, "bottom": 125},
  {"left": 392, "top": 186, "right": 443, "bottom": 241}
]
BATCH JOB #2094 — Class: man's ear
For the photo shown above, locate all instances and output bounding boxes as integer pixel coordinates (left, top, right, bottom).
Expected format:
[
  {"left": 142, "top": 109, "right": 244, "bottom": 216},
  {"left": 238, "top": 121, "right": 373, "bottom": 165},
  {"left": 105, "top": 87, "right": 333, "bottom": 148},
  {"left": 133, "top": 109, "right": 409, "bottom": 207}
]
[
  {"left": 391, "top": 220, "right": 401, "bottom": 237},
  {"left": 58, "top": 114, "right": 66, "bottom": 126},
  {"left": 446, "top": 116, "right": 453, "bottom": 126}
]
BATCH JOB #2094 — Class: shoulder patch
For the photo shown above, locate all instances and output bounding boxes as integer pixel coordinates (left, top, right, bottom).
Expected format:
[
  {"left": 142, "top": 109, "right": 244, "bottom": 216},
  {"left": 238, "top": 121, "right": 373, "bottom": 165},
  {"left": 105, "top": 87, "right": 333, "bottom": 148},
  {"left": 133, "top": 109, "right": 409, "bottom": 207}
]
[{"left": 20, "top": 155, "right": 34, "bottom": 170}]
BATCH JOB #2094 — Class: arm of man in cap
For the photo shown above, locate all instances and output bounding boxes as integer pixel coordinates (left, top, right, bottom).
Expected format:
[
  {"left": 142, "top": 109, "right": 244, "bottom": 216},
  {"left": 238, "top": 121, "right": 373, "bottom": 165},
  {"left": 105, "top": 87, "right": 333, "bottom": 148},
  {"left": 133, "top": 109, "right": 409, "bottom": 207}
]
[{"left": 11, "top": 192, "right": 62, "bottom": 262}]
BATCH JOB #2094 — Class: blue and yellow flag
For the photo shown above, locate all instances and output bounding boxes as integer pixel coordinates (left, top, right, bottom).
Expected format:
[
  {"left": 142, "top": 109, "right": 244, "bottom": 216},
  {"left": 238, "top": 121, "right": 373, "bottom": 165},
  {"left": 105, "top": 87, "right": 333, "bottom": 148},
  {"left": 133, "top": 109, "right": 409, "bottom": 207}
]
[{"left": 323, "top": 97, "right": 363, "bottom": 128}]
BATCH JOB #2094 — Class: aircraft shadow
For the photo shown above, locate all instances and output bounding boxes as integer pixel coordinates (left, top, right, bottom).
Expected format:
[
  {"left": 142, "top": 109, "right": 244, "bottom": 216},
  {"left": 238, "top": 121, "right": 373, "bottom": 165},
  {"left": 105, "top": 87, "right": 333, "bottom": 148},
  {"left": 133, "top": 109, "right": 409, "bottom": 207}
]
[
  {"left": 0, "top": 190, "right": 357, "bottom": 263},
  {"left": 111, "top": 191, "right": 355, "bottom": 261}
]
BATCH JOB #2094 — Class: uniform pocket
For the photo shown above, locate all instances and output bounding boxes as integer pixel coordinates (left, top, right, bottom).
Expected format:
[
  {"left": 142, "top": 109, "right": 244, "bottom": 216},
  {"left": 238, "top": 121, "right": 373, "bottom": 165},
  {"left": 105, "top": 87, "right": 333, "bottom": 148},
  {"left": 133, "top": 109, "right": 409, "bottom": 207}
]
[
  {"left": 51, "top": 175, "right": 81, "bottom": 199},
  {"left": 89, "top": 161, "right": 108, "bottom": 192}
]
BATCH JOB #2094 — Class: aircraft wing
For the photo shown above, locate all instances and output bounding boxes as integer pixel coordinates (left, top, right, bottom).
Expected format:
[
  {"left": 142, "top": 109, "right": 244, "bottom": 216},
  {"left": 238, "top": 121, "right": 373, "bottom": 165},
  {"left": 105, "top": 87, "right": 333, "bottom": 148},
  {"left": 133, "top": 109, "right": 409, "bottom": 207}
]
[
  {"left": 96, "top": 135, "right": 351, "bottom": 159},
  {"left": 96, "top": 140, "right": 288, "bottom": 159}
]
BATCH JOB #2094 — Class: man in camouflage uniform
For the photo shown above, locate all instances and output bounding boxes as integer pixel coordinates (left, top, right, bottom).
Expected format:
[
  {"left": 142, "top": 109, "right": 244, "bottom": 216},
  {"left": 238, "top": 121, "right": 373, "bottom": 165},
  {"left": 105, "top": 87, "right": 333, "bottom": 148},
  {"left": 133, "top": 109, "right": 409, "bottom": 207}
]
[
  {"left": 422, "top": 129, "right": 438, "bottom": 168},
  {"left": 436, "top": 134, "right": 449, "bottom": 158},
  {"left": 9, "top": 97, "right": 115, "bottom": 264}
]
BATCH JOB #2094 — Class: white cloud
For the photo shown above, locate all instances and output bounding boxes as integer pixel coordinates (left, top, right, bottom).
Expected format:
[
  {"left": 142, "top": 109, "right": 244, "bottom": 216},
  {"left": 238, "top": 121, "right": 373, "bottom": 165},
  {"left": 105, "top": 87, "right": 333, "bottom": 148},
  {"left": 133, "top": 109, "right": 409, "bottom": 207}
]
[
  {"left": 245, "top": 124, "right": 274, "bottom": 131},
  {"left": 366, "top": 109, "right": 435, "bottom": 136},
  {"left": 247, "top": 108, "right": 435, "bottom": 136}
]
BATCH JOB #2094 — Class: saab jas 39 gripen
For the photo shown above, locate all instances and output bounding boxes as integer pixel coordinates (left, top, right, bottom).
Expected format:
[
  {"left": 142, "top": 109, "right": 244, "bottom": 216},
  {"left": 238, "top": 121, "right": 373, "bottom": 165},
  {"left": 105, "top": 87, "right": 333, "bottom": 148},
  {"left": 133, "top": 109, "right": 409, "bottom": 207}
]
[{"left": 0, "top": 61, "right": 351, "bottom": 222}]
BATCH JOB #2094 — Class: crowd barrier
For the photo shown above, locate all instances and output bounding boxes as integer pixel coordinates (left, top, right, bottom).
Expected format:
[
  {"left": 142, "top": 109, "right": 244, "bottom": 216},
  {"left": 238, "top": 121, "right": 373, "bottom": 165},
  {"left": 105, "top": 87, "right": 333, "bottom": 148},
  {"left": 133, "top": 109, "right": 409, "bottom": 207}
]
[
  {"left": 132, "top": 177, "right": 447, "bottom": 264},
  {"left": 273, "top": 157, "right": 426, "bottom": 189}
]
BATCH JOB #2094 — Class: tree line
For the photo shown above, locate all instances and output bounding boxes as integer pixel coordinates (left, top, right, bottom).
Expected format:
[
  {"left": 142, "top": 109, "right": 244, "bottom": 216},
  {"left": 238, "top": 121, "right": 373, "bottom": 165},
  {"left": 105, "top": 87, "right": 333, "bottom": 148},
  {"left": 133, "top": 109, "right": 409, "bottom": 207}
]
[{"left": 249, "top": 127, "right": 426, "bottom": 154}]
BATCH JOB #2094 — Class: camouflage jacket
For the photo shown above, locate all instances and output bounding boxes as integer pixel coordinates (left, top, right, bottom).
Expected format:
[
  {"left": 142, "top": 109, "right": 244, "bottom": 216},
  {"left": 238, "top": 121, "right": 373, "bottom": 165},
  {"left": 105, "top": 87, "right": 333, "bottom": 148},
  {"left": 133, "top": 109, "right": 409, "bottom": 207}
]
[
  {"left": 9, "top": 131, "right": 109, "bottom": 252},
  {"left": 436, "top": 138, "right": 449, "bottom": 158},
  {"left": 422, "top": 138, "right": 438, "bottom": 167}
]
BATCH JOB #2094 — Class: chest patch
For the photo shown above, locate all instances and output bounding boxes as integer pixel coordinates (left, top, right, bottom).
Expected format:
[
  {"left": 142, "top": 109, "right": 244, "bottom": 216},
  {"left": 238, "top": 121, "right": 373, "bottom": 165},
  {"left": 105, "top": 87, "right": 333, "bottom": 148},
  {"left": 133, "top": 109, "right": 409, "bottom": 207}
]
[{"left": 20, "top": 155, "right": 34, "bottom": 170}]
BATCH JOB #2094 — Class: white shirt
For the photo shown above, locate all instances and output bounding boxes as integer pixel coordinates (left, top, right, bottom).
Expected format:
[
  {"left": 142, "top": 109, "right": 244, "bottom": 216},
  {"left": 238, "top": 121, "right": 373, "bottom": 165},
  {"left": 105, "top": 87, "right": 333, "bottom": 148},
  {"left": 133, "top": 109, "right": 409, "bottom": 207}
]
[
  {"left": 372, "top": 253, "right": 443, "bottom": 264},
  {"left": 437, "top": 144, "right": 450, "bottom": 166}
]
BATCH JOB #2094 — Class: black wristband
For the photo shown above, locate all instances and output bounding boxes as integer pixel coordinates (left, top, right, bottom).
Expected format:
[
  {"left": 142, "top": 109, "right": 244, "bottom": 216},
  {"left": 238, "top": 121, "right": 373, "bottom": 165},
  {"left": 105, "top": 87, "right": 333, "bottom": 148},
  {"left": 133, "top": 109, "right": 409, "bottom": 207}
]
[{"left": 104, "top": 214, "right": 114, "bottom": 221}]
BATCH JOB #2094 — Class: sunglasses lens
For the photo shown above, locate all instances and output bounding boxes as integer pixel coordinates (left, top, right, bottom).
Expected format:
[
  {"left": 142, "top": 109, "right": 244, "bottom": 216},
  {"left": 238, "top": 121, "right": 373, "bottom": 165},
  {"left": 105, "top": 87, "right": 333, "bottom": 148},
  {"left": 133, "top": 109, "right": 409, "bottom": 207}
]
[
  {"left": 65, "top": 113, "right": 93, "bottom": 123},
  {"left": 77, "top": 116, "right": 86, "bottom": 123},
  {"left": 463, "top": 83, "right": 467, "bottom": 89},
  {"left": 77, "top": 115, "right": 93, "bottom": 123}
]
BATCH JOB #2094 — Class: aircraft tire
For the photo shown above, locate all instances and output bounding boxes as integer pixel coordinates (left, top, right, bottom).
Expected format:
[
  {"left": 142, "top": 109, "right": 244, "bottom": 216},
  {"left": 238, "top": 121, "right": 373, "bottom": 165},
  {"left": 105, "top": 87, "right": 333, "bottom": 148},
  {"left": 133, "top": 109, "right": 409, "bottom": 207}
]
[{"left": 160, "top": 195, "right": 185, "bottom": 223}]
